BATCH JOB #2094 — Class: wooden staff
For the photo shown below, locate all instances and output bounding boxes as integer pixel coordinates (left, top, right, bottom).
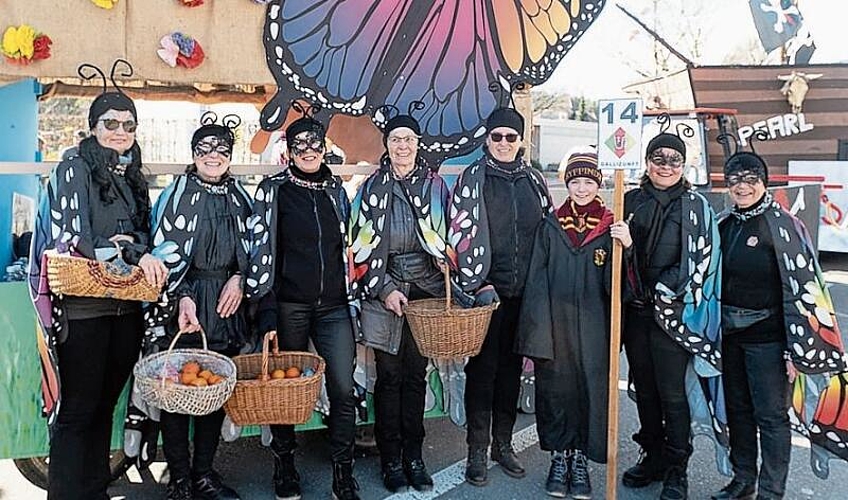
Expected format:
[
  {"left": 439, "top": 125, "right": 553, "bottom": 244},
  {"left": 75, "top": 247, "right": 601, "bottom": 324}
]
[{"left": 606, "top": 169, "right": 626, "bottom": 499}]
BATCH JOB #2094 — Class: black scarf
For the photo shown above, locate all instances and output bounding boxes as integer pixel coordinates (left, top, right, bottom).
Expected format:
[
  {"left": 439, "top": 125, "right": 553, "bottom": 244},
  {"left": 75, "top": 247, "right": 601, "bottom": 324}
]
[{"left": 641, "top": 180, "right": 687, "bottom": 269}]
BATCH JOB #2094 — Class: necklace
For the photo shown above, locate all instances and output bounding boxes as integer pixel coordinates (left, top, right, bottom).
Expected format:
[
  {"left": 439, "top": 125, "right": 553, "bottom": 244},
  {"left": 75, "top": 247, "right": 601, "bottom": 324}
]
[
  {"left": 189, "top": 173, "right": 229, "bottom": 195},
  {"left": 485, "top": 156, "right": 526, "bottom": 175},
  {"left": 286, "top": 169, "right": 334, "bottom": 190}
]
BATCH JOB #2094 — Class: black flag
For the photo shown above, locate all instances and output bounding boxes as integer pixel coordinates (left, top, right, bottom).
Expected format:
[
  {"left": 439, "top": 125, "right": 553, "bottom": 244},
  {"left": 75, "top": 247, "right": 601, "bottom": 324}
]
[
  {"left": 787, "top": 26, "right": 816, "bottom": 65},
  {"left": 749, "top": 0, "right": 802, "bottom": 52}
]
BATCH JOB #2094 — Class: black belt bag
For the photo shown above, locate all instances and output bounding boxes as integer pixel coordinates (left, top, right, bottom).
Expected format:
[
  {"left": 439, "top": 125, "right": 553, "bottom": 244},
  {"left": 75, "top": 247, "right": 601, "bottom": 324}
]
[{"left": 721, "top": 305, "right": 780, "bottom": 334}]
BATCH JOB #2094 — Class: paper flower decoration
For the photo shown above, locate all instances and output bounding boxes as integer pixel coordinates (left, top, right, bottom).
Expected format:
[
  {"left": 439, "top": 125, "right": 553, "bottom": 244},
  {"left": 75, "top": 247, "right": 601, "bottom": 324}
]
[
  {"left": 157, "top": 32, "right": 205, "bottom": 69},
  {"left": 90, "top": 0, "right": 118, "bottom": 9},
  {"left": 179, "top": 0, "right": 204, "bottom": 6},
  {"left": 2, "top": 25, "right": 52, "bottom": 65}
]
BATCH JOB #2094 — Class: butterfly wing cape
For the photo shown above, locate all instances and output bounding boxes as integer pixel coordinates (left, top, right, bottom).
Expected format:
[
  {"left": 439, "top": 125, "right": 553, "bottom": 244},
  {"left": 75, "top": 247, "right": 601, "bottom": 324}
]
[{"left": 260, "top": 0, "right": 606, "bottom": 162}]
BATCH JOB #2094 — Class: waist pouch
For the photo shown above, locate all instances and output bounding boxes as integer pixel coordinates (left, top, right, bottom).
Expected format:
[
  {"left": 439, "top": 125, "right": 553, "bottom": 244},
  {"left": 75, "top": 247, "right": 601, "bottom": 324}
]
[{"left": 721, "top": 305, "right": 779, "bottom": 334}]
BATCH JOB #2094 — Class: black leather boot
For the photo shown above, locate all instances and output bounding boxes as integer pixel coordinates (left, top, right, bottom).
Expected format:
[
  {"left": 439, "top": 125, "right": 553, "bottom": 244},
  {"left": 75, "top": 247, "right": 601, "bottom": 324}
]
[
  {"left": 465, "top": 447, "right": 489, "bottom": 486},
  {"left": 491, "top": 441, "right": 526, "bottom": 478},
  {"left": 192, "top": 471, "right": 240, "bottom": 500},
  {"left": 273, "top": 451, "right": 301, "bottom": 500},
  {"left": 331, "top": 461, "right": 360, "bottom": 500}
]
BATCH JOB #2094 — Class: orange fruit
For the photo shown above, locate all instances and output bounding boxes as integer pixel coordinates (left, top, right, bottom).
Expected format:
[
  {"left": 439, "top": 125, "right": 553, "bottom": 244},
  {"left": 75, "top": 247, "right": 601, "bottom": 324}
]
[
  {"left": 285, "top": 366, "right": 301, "bottom": 378},
  {"left": 190, "top": 377, "right": 208, "bottom": 387},
  {"left": 180, "top": 371, "right": 197, "bottom": 385},
  {"left": 198, "top": 370, "right": 214, "bottom": 380},
  {"left": 182, "top": 361, "right": 201, "bottom": 375},
  {"left": 271, "top": 369, "right": 287, "bottom": 380},
  {"left": 207, "top": 374, "right": 223, "bottom": 385}
]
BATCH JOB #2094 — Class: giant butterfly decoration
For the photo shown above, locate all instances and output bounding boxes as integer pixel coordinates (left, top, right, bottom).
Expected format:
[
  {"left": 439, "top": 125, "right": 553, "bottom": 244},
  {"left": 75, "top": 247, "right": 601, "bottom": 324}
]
[{"left": 259, "top": 0, "right": 606, "bottom": 162}]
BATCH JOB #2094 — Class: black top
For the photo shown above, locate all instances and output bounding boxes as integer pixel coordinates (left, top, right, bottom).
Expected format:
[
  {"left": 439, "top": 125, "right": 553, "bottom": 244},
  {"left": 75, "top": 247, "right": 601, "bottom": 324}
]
[
  {"left": 273, "top": 165, "right": 347, "bottom": 306},
  {"left": 719, "top": 196, "right": 784, "bottom": 343},
  {"left": 483, "top": 161, "right": 546, "bottom": 298},
  {"left": 171, "top": 187, "right": 246, "bottom": 352},
  {"left": 62, "top": 150, "right": 149, "bottom": 320},
  {"left": 624, "top": 185, "right": 683, "bottom": 310}
]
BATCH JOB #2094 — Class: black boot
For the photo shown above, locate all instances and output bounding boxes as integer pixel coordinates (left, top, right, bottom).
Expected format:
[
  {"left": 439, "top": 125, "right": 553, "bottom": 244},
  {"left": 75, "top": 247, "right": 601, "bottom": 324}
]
[
  {"left": 332, "top": 461, "right": 360, "bottom": 500},
  {"left": 660, "top": 466, "right": 688, "bottom": 500},
  {"left": 711, "top": 479, "right": 756, "bottom": 500},
  {"left": 167, "top": 477, "right": 193, "bottom": 500},
  {"left": 273, "top": 451, "right": 301, "bottom": 500},
  {"left": 622, "top": 448, "right": 666, "bottom": 488},
  {"left": 491, "top": 441, "right": 526, "bottom": 478},
  {"left": 544, "top": 451, "right": 568, "bottom": 498},
  {"left": 192, "top": 471, "right": 240, "bottom": 500},
  {"left": 465, "top": 447, "right": 489, "bottom": 487},
  {"left": 381, "top": 459, "right": 407, "bottom": 493},
  {"left": 404, "top": 459, "right": 434, "bottom": 492},
  {"left": 568, "top": 449, "right": 592, "bottom": 500}
]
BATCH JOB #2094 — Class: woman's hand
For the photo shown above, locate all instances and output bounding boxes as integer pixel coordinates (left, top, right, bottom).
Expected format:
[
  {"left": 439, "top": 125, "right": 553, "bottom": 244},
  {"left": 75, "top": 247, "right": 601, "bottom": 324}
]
[
  {"left": 217, "top": 274, "right": 244, "bottom": 319},
  {"left": 610, "top": 220, "right": 633, "bottom": 249},
  {"left": 178, "top": 297, "right": 202, "bottom": 333},
  {"left": 383, "top": 290, "right": 408, "bottom": 317},
  {"left": 108, "top": 234, "right": 134, "bottom": 244},
  {"left": 138, "top": 254, "right": 168, "bottom": 289}
]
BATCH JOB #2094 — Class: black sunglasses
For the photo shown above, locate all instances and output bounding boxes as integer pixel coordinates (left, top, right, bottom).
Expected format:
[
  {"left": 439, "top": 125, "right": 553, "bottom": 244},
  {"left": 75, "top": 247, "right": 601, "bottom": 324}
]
[
  {"left": 99, "top": 119, "right": 137, "bottom": 133},
  {"left": 489, "top": 132, "right": 519, "bottom": 143}
]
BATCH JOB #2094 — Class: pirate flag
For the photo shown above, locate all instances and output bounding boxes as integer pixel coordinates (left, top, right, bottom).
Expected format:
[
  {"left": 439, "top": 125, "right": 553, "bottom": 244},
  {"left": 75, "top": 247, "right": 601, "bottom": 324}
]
[{"left": 749, "top": 0, "right": 802, "bottom": 53}]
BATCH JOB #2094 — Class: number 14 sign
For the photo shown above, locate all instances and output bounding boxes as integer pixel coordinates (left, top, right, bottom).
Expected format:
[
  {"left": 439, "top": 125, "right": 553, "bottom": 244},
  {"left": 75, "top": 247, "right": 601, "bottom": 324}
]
[{"left": 597, "top": 98, "right": 643, "bottom": 170}]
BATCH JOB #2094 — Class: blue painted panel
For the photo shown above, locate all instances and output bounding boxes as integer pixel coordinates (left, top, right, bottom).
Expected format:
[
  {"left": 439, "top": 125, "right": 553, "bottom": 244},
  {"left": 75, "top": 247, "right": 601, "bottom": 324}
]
[{"left": 0, "top": 79, "right": 42, "bottom": 269}]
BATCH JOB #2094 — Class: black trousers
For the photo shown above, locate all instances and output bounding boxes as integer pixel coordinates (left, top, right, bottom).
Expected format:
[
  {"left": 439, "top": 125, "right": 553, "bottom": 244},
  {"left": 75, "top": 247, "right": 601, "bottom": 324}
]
[
  {"left": 464, "top": 296, "right": 524, "bottom": 448},
  {"left": 722, "top": 337, "right": 790, "bottom": 498},
  {"left": 48, "top": 313, "right": 143, "bottom": 500},
  {"left": 160, "top": 409, "right": 227, "bottom": 481},
  {"left": 373, "top": 322, "right": 428, "bottom": 465},
  {"left": 623, "top": 309, "right": 693, "bottom": 466},
  {"left": 270, "top": 302, "right": 357, "bottom": 463}
]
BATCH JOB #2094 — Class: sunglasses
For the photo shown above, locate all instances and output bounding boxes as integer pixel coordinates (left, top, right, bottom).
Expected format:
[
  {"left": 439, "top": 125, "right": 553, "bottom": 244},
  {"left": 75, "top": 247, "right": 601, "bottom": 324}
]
[
  {"left": 726, "top": 173, "right": 763, "bottom": 187},
  {"left": 99, "top": 118, "right": 137, "bottom": 133},
  {"left": 649, "top": 153, "right": 684, "bottom": 168},
  {"left": 289, "top": 133, "right": 325, "bottom": 155},
  {"left": 489, "top": 132, "right": 519, "bottom": 143},
  {"left": 193, "top": 138, "right": 232, "bottom": 158}
]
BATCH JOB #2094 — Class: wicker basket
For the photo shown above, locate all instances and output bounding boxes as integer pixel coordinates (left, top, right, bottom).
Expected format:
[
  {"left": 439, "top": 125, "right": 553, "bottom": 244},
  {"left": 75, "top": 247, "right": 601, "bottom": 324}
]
[
  {"left": 46, "top": 244, "right": 160, "bottom": 302},
  {"left": 405, "top": 266, "right": 498, "bottom": 359},
  {"left": 224, "top": 332, "right": 325, "bottom": 426},
  {"left": 134, "top": 330, "right": 237, "bottom": 416}
]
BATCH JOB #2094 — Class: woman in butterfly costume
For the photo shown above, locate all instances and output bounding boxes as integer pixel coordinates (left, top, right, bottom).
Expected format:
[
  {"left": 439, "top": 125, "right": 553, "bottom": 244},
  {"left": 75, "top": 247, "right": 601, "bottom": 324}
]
[
  {"left": 349, "top": 106, "right": 450, "bottom": 493},
  {"left": 516, "top": 151, "right": 633, "bottom": 499},
  {"left": 621, "top": 116, "right": 725, "bottom": 500},
  {"left": 28, "top": 61, "right": 167, "bottom": 500},
  {"left": 447, "top": 106, "right": 553, "bottom": 487},
  {"left": 143, "top": 113, "right": 252, "bottom": 500},
  {"left": 247, "top": 107, "right": 361, "bottom": 500},
  {"left": 711, "top": 139, "right": 848, "bottom": 500}
]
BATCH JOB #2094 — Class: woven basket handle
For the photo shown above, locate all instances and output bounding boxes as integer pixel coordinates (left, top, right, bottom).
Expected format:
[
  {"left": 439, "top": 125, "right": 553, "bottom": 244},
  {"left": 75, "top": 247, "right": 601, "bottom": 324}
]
[
  {"left": 112, "top": 241, "right": 124, "bottom": 262},
  {"left": 160, "top": 328, "right": 208, "bottom": 389},
  {"left": 442, "top": 263, "right": 451, "bottom": 312},
  {"left": 260, "top": 331, "right": 280, "bottom": 382}
]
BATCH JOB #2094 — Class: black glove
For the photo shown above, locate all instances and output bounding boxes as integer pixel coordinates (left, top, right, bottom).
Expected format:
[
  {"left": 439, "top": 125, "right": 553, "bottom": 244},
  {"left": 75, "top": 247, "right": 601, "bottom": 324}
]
[{"left": 473, "top": 287, "right": 499, "bottom": 307}]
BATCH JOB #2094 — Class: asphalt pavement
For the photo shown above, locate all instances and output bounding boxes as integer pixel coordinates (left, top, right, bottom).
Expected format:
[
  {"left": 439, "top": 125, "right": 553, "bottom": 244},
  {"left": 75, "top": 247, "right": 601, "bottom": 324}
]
[{"left": 2, "top": 253, "right": 847, "bottom": 499}]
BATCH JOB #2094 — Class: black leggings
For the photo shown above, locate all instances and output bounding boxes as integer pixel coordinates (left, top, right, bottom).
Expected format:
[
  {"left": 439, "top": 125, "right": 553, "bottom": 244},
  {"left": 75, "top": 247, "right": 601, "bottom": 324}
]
[
  {"left": 160, "top": 409, "right": 227, "bottom": 481},
  {"left": 48, "top": 313, "right": 143, "bottom": 500}
]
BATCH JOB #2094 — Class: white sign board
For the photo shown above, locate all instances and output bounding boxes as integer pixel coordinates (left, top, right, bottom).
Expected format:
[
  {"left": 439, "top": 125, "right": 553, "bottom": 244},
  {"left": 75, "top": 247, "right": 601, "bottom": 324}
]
[
  {"left": 789, "top": 160, "right": 848, "bottom": 253},
  {"left": 597, "top": 98, "right": 643, "bottom": 170}
]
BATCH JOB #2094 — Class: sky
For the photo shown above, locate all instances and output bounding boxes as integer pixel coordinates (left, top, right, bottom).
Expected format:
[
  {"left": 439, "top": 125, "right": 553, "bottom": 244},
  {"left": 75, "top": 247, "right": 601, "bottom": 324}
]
[{"left": 539, "top": 0, "right": 848, "bottom": 99}]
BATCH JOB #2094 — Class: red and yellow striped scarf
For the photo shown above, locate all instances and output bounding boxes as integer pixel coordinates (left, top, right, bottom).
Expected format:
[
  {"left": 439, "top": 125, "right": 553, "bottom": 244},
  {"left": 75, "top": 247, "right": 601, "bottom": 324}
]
[{"left": 557, "top": 196, "right": 606, "bottom": 246}]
